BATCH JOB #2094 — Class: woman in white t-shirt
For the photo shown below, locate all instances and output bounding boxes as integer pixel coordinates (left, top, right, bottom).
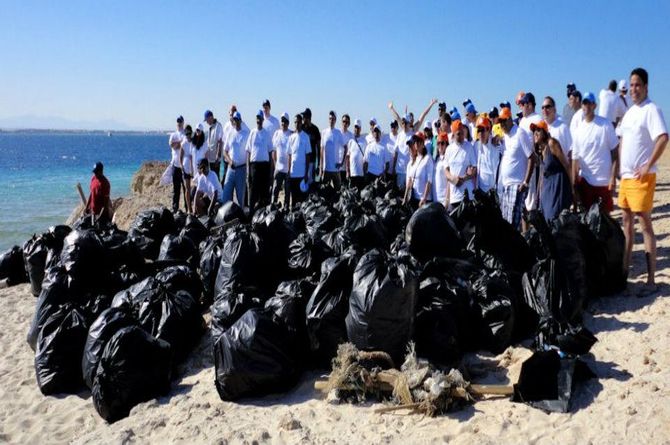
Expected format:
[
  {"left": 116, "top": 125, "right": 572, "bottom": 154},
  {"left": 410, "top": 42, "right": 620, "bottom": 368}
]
[
  {"left": 180, "top": 125, "right": 195, "bottom": 213},
  {"left": 475, "top": 117, "right": 502, "bottom": 193},
  {"left": 403, "top": 133, "right": 434, "bottom": 209},
  {"left": 432, "top": 132, "right": 450, "bottom": 206}
]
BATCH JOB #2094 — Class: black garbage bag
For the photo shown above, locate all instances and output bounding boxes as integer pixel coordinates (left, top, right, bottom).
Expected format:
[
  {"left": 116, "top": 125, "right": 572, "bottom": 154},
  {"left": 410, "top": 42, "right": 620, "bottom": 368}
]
[
  {"left": 60, "top": 230, "right": 105, "bottom": 291},
  {"left": 92, "top": 326, "right": 172, "bottom": 423},
  {"left": 213, "top": 307, "right": 304, "bottom": 401},
  {"left": 199, "top": 236, "right": 224, "bottom": 305},
  {"left": 287, "top": 233, "right": 333, "bottom": 277},
  {"left": 210, "top": 286, "right": 264, "bottom": 340},
  {"left": 112, "top": 278, "right": 205, "bottom": 360},
  {"left": 128, "top": 207, "right": 177, "bottom": 259},
  {"left": 215, "top": 226, "right": 265, "bottom": 294},
  {"left": 215, "top": 201, "right": 246, "bottom": 226},
  {"left": 81, "top": 306, "right": 137, "bottom": 389},
  {"left": 302, "top": 202, "right": 339, "bottom": 237},
  {"left": 321, "top": 228, "right": 353, "bottom": 255},
  {"left": 413, "top": 290, "right": 462, "bottom": 366},
  {"left": 179, "top": 214, "right": 210, "bottom": 246},
  {"left": 343, "top": 213, "right": 388, "bottom": 250},
  {"left": 252, "top": 207, "right": 299, "bottom": 286},
  {"left": 471, "top": 273, "right": 516, "bottom": 354},
  {"left": 34, "top": 303, "right": 89, "bottom": 395},
  {"left": 155, "top": 265, "right": 203, "bottom": 303},
  {"left": 583, "top": 202, "right": 627, "bottom": 295},
  {"left": 405, "top": 202, "right": 463, "bottom": 263},
  {"left": 27, "top": 266, "right": 71, "bottom": 350},
  {"left": 346, "top": 249, "right": 419, "bottom": 364},
  {"left": 306, "top": 253, "right": 359, "bottom": 366},
  {"left": 551, "top": 214, "right": 590, "bottom": 317},
  {"left": 267, "top": 279, "right": 315, "bottom": 338},
  {"left": 512, "top": 350, "right": 595, "bottom": 413},
  {"left": 285, "top": 210, "right": 306, "bottom": 234},
  {"left": 536, "top": 317, "right": 598, "bottom": 356},
  {"left": 0, "top": 245, "right": 27, "bottom": 285},
  {"left": 23, "top": 235, "right": 50, "bottom": 296},
  {"left": 376, "top": 198, "right": 410, "bottom": 239},
  {"left": 173, "top": 210, "right": 188, "bottom": 230},
  {"left": 157, "top": 234, "right": 198, "bottom": 267}
]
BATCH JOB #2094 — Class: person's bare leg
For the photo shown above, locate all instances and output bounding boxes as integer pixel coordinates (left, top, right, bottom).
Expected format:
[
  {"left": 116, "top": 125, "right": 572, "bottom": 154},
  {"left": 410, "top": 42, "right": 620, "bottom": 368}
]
[
  {"left": 638, "top": 211, "right": 656, "bottom": 285},
  {"left": 622, "top": 208, "right": 635, "bottom": 276}
]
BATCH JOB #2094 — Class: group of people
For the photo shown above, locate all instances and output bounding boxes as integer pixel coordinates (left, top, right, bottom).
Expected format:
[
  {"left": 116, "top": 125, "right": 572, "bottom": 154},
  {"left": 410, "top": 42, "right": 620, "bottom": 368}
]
[{"left": 163, "top": 67, "right": 667, "bottom": 289}]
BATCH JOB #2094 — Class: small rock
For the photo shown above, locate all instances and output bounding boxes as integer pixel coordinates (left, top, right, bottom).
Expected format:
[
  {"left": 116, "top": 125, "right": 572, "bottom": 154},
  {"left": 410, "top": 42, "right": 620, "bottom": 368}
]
[
  {"left": 279, "top": 414, "right": 303, "bottom": 431},
  {"left": 626, "top": 407, "right": 637, "bottom": 415}
]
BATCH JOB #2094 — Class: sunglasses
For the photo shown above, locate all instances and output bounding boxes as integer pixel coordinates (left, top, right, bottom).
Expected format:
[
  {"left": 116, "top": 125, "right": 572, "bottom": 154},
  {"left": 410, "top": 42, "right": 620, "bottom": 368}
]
[
  {"left": 476, "top": 127, "right": 489, "bottom": 132},
  {"left": 541, "top": 104, "right": 554, "bottom": 110}
]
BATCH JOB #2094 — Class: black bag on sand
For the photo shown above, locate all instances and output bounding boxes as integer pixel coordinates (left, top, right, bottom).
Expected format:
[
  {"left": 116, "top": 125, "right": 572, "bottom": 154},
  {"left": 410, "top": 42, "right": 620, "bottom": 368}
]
[
  {"left": 413, "top": 287, "right": 463, "bottom": 367},
  {"left": 346, "top": 249, "right": 419, "bottom": 365},
  {"left": 405, "top": 202, "right": 463, "bottom": 263},
  {"left": 0, "top": 245, "right": 28, "bottom": 285},
  {"left": 199, "top": 236, "right": 225, "bottom": 305},
  {"left": 210, "top": 286, "right": 264, "bottom": 340},
  {"left": 128, "top": 207, "right": 177, "bottom": 260},
  {"left": 92, "top": 326, "right": 172, "bottom": 423},
  {"left": 583, "top": 202, "right": 627, "bottom": 295},
  {"left": 287, "top": 233, "right": 333, "bottom": 277},
  {"left": 82, "top": 306, "right": 137, "bottom": 389},
  {"left": 342, "top": 213, "right": 388, "bottom": 250},
  {"left": 179, "top": 214, "right": 209, "bottom": 246},
  {"left": 34, "top": 303, "right": 89, "bottom": 395},
  {"left": 60, "top": 230, "right": 105, "bottom": 291},
  {"left": 215, "top": 226, "right": 265, "bottom": 294},
  {"left": 214, "top": 307, "right": 304, "bottom": 401},
  {"left": 157, "top": 234, "right": 198, "bottom": 267},
  {"left": 306, "top": 252, "right": 360, "bottom": 366},
  {"left": 471, "top": 273, "right": 516, "bottom": 354},
  {"left": 27, "top": 267, "right": 70, "bottom": 351},
  {"left": 23, "top": 225, "right": 71, "bottom": 297},
  {"left": 155, "top": 265, "right": 203, "bottom": 305},
  {"left": 215, "top": 201, "right": 246, "bottom": 226}
]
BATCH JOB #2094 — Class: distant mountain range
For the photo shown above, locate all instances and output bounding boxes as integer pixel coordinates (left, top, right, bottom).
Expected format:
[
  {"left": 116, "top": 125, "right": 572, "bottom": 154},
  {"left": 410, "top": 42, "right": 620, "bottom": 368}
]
[{"left": 0, "top": 115, "right": 162, "bottom": 132}]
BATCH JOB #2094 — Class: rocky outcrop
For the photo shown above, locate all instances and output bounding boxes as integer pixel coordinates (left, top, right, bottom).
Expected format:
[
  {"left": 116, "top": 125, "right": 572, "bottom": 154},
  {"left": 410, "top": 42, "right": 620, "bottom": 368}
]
[{"left": 67, "top": 161, "right": 172, "bottom": 231}]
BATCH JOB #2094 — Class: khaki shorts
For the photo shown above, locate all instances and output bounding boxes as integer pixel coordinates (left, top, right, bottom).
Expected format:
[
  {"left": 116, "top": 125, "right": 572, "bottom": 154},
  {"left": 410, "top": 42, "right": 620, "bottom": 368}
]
[{"left": 618, "top": 173, "right": 656, "bottom": 213}]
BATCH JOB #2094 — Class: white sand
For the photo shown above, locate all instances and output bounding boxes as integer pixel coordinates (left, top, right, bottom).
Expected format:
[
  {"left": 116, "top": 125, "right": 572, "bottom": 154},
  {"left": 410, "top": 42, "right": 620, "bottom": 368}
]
[{"left": 2, "top": 164, "right": 670, "bottom": 445}]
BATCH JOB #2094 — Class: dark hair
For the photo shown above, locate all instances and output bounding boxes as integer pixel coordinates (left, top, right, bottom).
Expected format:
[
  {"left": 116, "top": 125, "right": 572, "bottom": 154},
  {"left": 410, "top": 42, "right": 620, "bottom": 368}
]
[
  {"left": 569, "top": 90, "right": 582, "bottom": 101},
  {"left": 193, "top": 129, "right": 205, "bottom": 148},
  {"left": 442, "top": 113, "right": 452, "bottom": 126},
  {"left": 544, "top": 96, "right": 556, "bottom": 107},
  {"left": 342, "top": 113, "right": 350, "bottom": 121},
  {"left": 631, "top": 67, "right": 648, "bottom": 85},
  {"left": 329, "top": 110, "right": 336, "bottom": 118},
  {"left": 184, "top": 124, "right": 193, "bottom": 139},
  {"left": 390, "top": 120, "right": 398, "bottom": 128},
  {"left": 198, "top": 158, "right": 208, "bottom": 169},
  {"left": 608, "top": 80, "right": 617, "bottom": 92},
  {"left": 418, "top": 141, "right": 427, "bottom": 156}
]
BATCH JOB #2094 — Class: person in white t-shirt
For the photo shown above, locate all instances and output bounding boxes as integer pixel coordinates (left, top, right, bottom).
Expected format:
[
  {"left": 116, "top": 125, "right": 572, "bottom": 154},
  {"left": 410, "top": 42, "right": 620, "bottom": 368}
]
[
  {"left": 246, "top": 110, "right": 275, "bottom": 210},
  {"left": 261, "top": 99, "right": 279, "bottom": 141},
  {"left": 615, "top": 79, "right": 630, "bottom": 126},
  {"left": 321, "top": 110, "right": 344, "bottom": 190},
  {"left": 598, "top": 80, "right": 621, "bottom": 126},
  {"left": 445, "top": 120, "right": 477, "bottom": 209},
  {"left": 571, "top": 92, "right": 619, "bottom": 213},
  {"left": 518, "top": 93, "right": 542, "bottom": 213},
  {"left": 562, "top": 83, "right": 579, "bottom": 126},
  {"left": 190, "top": 127, "right": 208, "bottom": 179},
  {"left": 403, "top": 132, "right": 434, "bottom": 209},
  {"left": 497, "top": 107, "right": 535, "bottom": 231},
  {"left": 222, "top": 111, "right": 250, "bottom": 207},
  {"left": 364, "top": 126, "right": 388, "bottom": 183},
  {"left": 272, "top": 113, "right": 292, "bottom": 207},
  {"left": 193, "top": 159, "right": 223, "bottom": 216},
  {"left": 168, "top": 115, "right": 186, "bottom": 212},
  {"left": 287, "top": 114, "right": 312, "bottom": 207},
  {"left": 339, "top": 114, "right": 353, "bottom": 183},
  {"left": 202, "top": 110, "right": 224, "bottom": 180},
  {"left": 346, "top": 119, "right": 366, "bottom": 190},
  {"left": 432, "top": 132, "right": 450, "bottom": 206},
  {"left": 365, "top": 117, "right": 379, "bottom": 145},
  {"left": 383, "top": 120, "right": 399, "bottom": 175},
  {"left": 388, "top": 98, "right": 438, "bottom": 133},
  {"left": 617, "top": 68, "right": 669, "bottom": 289},
  {"left": 542, "top": 96, "right": 573, "bottom": 159},
  {"left": 180, "top": 125, "right": 195, "bottom": 214},
  {"left": 390, "top": 113, "right": 414, "bottom": 190},
  {"left": 475, "top": 116, "right": 502, "bottom": 193},
  {"left": 463, "top": 100, "right": 478, "bottom": 142}
]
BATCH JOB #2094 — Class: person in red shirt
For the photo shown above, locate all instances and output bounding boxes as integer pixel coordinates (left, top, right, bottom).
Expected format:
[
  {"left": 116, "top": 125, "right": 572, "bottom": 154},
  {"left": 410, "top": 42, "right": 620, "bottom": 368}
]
[{"left": 86, "top": 162, "right": 112, "bottom": 220}]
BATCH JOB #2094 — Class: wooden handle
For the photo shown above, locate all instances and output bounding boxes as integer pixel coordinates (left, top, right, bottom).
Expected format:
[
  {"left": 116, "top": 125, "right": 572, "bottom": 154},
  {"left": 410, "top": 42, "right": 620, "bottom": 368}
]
[
  {"left": 76, "top": 183, "right": 87, "bottom": 206},
  {"left": 469, "top": 384, "right": 514, "bottom": 396}
]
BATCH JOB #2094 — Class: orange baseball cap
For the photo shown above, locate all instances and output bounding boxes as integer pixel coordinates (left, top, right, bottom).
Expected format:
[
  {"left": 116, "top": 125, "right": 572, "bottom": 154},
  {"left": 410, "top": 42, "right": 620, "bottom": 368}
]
[
  {"left": 498, "top": 107, "right": 513, "bottom": 120},
  {"left": 437, "top": 132, "right": 449, "bottom": 142},
  {"left": 475, "top": 116, "right": 492, "bottom": 129},
  {"left": 515, "top": 91, "right": 526, "bottom": 106},
  {"left": 530, "top": 120, "right": 549, "bottom": 133},
  {"left": 450, "top": 119, "right": 463, "bottom": 134},
  {"left": 414, "top": 131, "right": 426, "bottom": 141}
]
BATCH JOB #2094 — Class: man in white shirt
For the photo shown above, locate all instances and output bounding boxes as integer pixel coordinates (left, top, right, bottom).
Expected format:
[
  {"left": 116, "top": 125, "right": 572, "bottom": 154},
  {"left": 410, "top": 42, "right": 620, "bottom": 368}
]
[
  {"left": 364, "top": 126, "right": 388, "bottom": 184},
  {"left": 168, "top": 116, "right": 186, "bottom": 212},
  {"left": 261, "top": 99, "right": 279, "bottom": 139},
  {"left": 475, "top": 116, "right": 502, "bottom": 193},
  {"left": 571, "top": 92, "right": 619, "bottom": 213},
  {"left": 246, "top": 110, "right": 274, "bottom": 210},
  {"left": 445, "top": 120, "right": 477, "bottom": 209},
  {"left": 287, "top": 114, "right": 311, "bottom": 207},
  {"left": 563, "top": 87, "right": 581, "bottom": 127},
  {"left": 497, "top": 107, "right": 535, "bottom": 231},
  {"left": 617, "top": 68, "right": 669, "bottom": 289},
  {"left": 340, "top": 114, "right": 353, "bottom": 183},
  {"left": 518, "top": 93, "right": 542, "bottom": 213},
  {"left": 222, "top": 111, "right": 250, "bottom": 207},
  {"left": 598, "top": 80, "right": 621, "bottom": 126},
  {"left": 272, "top": 113, "right": 292, "bottom": 207},
  {"left": 542, "top": 96, "right": 572, "bottom": 159},
  {"left": 615, "top": 80, "right": 630, "bottom": 126},
  {"left": 194, "top": 159, "right": 223, "bottom": 216},
  {"left": 383, "top": 120, "right": 399, "bottom": 176},
  {"left": 320, "top": 110, "right": 344, "bottom": 190},
  {"left": 390, "top": 112, "right": 414, "bottom": 190},
  {"left": 346, "top": 119, "right": 366, "bottom": 190},
  {"left": 463, "top": 100, "right": 478, "bottom": 142},
  {"left": 365, "top": 117, "right": 378, "bottom": 144},
  {"left": 202, "top": 110, "right": 224, "bottom": 180}
]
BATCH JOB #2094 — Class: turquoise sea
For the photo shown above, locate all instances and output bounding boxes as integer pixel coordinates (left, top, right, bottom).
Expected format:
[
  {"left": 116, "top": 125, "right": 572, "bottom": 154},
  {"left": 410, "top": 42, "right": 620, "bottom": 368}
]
[{"left": 0, "top": 132, "right": 167, "bottom": 251}]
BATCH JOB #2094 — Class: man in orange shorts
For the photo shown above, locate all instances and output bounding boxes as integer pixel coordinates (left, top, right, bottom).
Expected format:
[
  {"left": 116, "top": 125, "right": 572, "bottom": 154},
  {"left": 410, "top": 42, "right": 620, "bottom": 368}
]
[{"left": 617, "top": 67, "right": 668, "bottom": 291}]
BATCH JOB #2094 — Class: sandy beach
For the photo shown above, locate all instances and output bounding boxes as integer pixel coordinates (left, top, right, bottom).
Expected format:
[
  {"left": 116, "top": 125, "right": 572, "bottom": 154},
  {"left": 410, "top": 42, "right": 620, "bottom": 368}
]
[{"left": 1, "top": 160, "right": 669, "bottom": 445}]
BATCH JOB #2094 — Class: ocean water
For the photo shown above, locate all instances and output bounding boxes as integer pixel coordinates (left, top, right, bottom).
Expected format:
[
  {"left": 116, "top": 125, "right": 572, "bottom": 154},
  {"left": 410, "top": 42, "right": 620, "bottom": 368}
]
[{"left": 0, "top": 132, "right": 168, "bottom": 251}]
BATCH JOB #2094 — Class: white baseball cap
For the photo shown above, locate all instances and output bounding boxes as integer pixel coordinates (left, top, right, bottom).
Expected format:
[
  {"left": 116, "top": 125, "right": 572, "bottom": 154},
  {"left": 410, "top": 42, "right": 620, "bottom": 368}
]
[
  {"left": 354, "top": 119, "right": 362, "bottom": 127},
  {"left": 424, "top": 120, "right": 432, "bottom": 130},
  {"left": 281, "top": 112, "right": 289, "bottom": 121},
  {"left": 618, "top": 79, "right": 628, "bottom": 91},
  {"left": 369, "top": 117, "right": 378, "bottom": 126}
]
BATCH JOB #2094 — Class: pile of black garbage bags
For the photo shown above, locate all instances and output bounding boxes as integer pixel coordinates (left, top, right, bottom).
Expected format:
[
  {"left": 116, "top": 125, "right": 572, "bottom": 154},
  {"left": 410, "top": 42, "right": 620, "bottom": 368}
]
[{"left": 0, "top": 177, "right": 627, "bottom": 421}]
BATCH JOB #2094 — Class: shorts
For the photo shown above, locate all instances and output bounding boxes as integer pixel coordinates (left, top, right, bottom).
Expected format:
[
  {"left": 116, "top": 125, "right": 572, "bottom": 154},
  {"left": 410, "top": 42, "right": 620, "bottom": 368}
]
[
  {"left": 184, "top": 173, "right": 193, "bottom": 180},
  {"left": 618, "top": 173, "right": 656, "bottom": 213},
  {"left": 576, "top": 178, "right": 613, "bottom": 213}
]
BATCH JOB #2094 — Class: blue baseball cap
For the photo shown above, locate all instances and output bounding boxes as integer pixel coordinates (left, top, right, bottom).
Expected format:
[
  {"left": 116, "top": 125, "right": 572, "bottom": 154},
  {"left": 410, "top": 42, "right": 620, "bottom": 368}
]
[
  {"left": 232, "top": 111, "right": 241, "bottom": 120},
  {"left": 256, "top": 109, "right": 264, "bottom": 118},
  {"left": 464, "top": 102, "right": 476, "bottom": 114},
  {"left": 582, "top": 92, "right": 596, "bottom": 104},
  {"left": 449, "top": 107, "right": 461, "bottom": 121},
  {"left": 176, "top": 115, "right": 184, "bottom": 123},
  {"left": 519, "top": 92, "right": 535, "bottom": 105},
  {"left": 204, "top": 110, "right": 213, "bottom": 119}
]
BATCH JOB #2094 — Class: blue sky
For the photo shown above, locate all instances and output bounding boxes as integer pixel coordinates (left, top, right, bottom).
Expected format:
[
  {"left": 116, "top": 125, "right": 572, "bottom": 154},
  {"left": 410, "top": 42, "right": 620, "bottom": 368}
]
[{"left": 2, "top": 0, "right": 668, "bottom": 130}]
